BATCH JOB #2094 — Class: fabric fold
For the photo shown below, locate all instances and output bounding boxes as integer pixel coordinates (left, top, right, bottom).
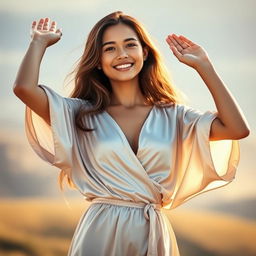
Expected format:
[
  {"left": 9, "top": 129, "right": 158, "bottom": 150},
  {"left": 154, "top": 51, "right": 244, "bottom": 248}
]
[
  {"left": 166, "top": 105, "right": 240, "bottom": 209},
  {"left": 25, "top": 84, "right": 84, "bottom": 174}
]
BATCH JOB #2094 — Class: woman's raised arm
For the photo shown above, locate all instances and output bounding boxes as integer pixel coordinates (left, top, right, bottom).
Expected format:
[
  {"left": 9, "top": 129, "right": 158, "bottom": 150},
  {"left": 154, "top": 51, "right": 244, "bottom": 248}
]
[
  {"left": 13, "top": 18, "right": 62, "bottom": 125},
  {"left": 166, "top": 33, "right": 250, "bottom": 140}
]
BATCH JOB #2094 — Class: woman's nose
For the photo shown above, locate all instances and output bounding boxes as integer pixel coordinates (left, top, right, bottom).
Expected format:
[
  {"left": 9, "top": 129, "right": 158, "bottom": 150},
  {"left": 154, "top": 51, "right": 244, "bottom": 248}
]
[{"left": 117, "top": 48, "right": 128, "bottom": 59}]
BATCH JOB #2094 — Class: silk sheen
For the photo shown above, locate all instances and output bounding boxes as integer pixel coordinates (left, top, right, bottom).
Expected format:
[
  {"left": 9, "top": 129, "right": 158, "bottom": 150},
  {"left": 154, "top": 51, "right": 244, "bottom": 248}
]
[{"left": 25, "top": 84, "right": 240, "bottom": 256}]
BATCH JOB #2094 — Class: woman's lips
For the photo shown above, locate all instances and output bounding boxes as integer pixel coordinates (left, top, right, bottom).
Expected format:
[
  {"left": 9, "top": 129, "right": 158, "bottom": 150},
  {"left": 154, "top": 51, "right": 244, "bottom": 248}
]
[{"left": 114, "top": 63, "right": 134, "bottom": 71}]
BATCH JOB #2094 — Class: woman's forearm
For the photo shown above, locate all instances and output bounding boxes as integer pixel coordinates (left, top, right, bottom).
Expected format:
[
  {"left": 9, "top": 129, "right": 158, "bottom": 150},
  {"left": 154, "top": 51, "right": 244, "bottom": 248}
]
[
  {"left": 195, "top": 61, "right": 250, "bottom": 137},
  {"left": 13, "top": 39, "right": 47, "bottom": 92}
]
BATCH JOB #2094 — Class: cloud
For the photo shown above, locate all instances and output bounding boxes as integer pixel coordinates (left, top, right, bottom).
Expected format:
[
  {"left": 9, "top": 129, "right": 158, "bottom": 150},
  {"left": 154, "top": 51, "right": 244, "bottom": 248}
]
[
  {"left": 0, "top": 142, "right": 56, "bottom": 197},
  {"left": 0, "top": 0, "right": 108, "bottom": 14},
  {"left": 0, "top": 129, "right": 80, "bottom": 197},
  {"left": 0, "top": 49, "right": 24, "bottom": 66},
  {"left": 214, "top": 59, "right": 256, "bottom": 74}
]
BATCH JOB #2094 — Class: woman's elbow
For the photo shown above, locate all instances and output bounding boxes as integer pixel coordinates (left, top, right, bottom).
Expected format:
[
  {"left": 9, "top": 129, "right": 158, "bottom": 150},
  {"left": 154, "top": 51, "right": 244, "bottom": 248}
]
[
  {"left": 13, "top": 84, "right": 28, "bottom": 97},
  {"left": 13, "top": 83, "right": 21, "bottom": 95},
  {"left": 233, "top": 127, "right": 250, "bottom": 139}
]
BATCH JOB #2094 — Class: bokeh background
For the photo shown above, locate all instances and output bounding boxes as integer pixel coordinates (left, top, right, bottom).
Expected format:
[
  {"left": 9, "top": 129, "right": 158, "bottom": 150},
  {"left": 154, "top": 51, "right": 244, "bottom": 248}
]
[{"left": 0, "top": 0, "right": 255, "bottom": 255}]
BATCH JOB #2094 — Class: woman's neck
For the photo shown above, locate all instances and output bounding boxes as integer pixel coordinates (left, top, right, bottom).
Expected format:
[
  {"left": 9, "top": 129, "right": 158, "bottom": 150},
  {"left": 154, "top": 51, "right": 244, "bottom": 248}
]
[{"left": 109, "top": 79, "right": 147, "bottom": 107}]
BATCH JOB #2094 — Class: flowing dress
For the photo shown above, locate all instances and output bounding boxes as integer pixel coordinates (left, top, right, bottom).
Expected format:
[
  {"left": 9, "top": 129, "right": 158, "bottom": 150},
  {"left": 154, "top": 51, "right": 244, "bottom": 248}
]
[{"left": 25, "top": 85, "right": 240, "bottom": 256}]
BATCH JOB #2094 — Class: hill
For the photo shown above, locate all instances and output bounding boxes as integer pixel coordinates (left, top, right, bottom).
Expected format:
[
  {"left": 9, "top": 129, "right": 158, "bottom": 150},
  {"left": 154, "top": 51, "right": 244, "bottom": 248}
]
[{"left": 205, "top": 197, "right": 256, "bottom": 221}]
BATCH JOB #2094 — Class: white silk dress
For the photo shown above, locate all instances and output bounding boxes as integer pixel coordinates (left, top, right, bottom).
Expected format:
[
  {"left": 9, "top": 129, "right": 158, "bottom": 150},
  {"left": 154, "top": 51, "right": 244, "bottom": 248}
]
[{"left": 25, "top": 85, "right": 240, "bottom": 256}]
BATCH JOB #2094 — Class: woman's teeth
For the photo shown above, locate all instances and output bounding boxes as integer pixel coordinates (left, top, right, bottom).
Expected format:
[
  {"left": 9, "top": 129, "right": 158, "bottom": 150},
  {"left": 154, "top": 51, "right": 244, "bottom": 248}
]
[{"left": 115, "top": 63, "right": 133, "bottom": 70}]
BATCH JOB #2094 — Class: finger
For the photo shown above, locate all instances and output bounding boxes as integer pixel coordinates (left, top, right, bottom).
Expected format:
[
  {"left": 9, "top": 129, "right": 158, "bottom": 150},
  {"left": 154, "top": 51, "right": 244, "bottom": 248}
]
[
  {"left": 49, "top": 21, "right": 56, "bottom": 32},
  {"left": 170, "top": 44, "right": 183, "bottom": 61},
  {"left": 30, "top": 21, "right": 37, "bottom": 36},
  {"left": 167, "top": 35, "right": 183, "bottom": 52},
  {"left": 166, "top": 37, "right": 174, "bottom": 47},
  {"left": 37, "top": 18, "right": 44, "bottom": 30},
  {"left": 166, "top": 37, "right": 183, "bottom": 59},
  {"left": 172, "top": 34, "right": 190, "bottom": 49},
  {"left": 179, "top": 35, "right": 195, "bottom": 46},
  {"left": 31, "top": 21, "right": 36, "bottom": 30},
  {"left": 56, "top": 28, "right": 63, "bottom": 37},
  {"left": 166, "top": 37, "right": 182, "bottom": 54},
  {"left": 43, "top": 17, "right": 49, "bottom": 30}
]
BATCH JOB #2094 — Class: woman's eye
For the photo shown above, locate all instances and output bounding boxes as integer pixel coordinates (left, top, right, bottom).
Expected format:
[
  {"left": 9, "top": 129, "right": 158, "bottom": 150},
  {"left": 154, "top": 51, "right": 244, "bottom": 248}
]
[
  {"left": 104, "top": 47, "right": 115, "bottom": 52},
  {"left": 127, "top": 43, "right": 137, "bottom": 47}
]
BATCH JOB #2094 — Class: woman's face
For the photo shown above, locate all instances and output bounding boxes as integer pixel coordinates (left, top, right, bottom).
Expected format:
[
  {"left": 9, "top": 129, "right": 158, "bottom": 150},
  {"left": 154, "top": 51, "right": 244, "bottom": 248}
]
[{"left": 100, "top": 23, "right": 148, "bottom": 85}]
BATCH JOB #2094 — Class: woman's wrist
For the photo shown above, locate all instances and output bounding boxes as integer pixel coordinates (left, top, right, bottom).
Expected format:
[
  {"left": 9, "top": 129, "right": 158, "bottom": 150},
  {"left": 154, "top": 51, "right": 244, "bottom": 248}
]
[
  {"left": 194, "top": 58, "right": 214, "bottom": 73},
  {"left": 30, "top": 38, "right": 48, "bottom": 49}
]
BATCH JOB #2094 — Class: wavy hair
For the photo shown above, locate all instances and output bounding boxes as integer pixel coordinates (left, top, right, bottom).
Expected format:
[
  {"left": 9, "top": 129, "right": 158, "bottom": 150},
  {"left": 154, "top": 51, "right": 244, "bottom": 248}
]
[{"left": 60, "top": 11, "right": 185, "bottom": 189}]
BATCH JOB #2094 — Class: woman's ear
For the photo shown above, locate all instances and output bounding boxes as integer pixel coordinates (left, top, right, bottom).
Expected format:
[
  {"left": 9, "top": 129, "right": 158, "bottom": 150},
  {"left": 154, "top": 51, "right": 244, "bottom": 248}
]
[{"left": 143, "top": 46, "right": 149, "bottom": 61}]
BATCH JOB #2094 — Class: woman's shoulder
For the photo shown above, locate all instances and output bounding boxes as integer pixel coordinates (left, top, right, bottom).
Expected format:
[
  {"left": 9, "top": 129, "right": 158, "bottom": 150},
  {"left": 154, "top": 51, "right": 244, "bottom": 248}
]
[
  {"left": 156, "top": 102, "right": 205, "bottom": 121},
  {"left": 159, "top": 102, "right": 201, "bottom": 112},
  {"left": 155, "top": 102, "right": 187, "bottom": 112},
  {"left": 64, "top": 97, "right": 92, "bottom": 114},
  {"left": 66, "top": 96, "right": 91, "bottom": 105}
]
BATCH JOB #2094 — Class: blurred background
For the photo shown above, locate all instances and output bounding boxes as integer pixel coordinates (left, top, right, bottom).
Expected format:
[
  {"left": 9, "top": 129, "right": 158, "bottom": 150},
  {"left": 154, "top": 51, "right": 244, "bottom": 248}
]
[{"left": 0, "top": 0, "right": 255, "bottom": 255}]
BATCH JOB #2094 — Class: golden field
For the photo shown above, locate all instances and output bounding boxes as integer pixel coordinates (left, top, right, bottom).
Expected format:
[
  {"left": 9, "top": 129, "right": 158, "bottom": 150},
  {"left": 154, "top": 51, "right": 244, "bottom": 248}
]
[{"left": 0, "top": 198, "right": 255, "bottom": 256}]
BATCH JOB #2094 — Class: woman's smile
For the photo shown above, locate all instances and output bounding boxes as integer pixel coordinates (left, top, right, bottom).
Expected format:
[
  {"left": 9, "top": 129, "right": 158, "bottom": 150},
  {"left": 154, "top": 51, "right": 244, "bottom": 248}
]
[{"left": 114, "top": 63, "right": 134, "bottom": 71}]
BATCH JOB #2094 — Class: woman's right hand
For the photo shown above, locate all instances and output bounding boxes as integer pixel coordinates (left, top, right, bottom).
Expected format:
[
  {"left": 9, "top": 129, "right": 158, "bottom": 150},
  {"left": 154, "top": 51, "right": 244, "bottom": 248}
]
[{"left": 30, "top": 18, "right": 62, "bottom": 47}]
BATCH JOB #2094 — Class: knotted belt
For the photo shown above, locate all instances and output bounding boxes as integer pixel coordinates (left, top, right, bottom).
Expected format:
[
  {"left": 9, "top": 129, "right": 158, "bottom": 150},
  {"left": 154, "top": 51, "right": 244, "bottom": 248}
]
[{"left": 90, "top": 197, "right": 163, "bottom": 256}]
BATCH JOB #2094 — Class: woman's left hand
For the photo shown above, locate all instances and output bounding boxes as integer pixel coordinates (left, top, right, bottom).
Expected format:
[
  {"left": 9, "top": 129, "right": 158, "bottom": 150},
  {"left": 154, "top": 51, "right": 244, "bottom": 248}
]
[{"left": 166, "top": 34, "right": 211, "bottom": 70}]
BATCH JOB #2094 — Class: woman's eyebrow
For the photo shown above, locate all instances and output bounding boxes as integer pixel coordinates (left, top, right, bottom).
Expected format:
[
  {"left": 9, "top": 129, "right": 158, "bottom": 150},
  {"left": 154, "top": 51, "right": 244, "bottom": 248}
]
[{"left": 102, "top": 37, "right": 138, "bottom": 47}]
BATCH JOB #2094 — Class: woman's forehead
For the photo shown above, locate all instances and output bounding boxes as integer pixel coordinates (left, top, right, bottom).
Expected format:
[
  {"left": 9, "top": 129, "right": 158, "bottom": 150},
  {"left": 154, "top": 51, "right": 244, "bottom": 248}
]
[{"left": 102, "top": 23, "right": 139, "bottom": 43}]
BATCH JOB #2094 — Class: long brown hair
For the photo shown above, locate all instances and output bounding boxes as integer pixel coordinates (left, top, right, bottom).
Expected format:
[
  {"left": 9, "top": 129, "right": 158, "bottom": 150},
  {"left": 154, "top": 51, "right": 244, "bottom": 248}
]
[{"left": 60, "top": 11, "right": 185, "bottom": 189}]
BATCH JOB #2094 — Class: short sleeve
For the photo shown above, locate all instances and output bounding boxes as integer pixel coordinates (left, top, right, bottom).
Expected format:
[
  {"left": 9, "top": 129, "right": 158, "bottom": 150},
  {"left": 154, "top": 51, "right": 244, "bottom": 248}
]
[
  {"left": 25, "top": 84, "right": 84, "bottom": 172},
  {"left": 169, "top": 104, "right": 240, "bottom": 209}
]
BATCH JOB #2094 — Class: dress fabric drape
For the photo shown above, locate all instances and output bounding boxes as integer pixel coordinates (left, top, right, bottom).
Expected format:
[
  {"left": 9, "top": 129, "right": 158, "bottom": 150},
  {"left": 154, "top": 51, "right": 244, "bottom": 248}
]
[{"left": 25, "top": 84, "right": 240, "bottom": 256}]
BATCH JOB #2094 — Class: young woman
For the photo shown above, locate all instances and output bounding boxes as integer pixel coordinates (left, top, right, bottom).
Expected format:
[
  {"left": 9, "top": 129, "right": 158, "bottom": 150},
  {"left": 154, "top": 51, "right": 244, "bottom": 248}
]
[{"left": 13, "top": 11, "right": 250, "bottom": 256}]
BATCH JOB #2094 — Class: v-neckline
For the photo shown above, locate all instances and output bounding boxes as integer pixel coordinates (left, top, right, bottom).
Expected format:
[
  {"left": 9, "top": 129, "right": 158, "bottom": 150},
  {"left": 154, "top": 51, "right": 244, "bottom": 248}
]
[{"left": 103, "top": 105, "right": 155, "bottom": 157}]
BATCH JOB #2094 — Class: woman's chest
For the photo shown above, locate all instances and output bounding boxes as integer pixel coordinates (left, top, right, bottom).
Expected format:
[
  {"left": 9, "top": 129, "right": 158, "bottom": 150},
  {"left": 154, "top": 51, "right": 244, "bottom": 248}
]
[
  {"left": 83, "top": 107, "right": 177, "bottom": 167},
  {"left": 104, "top": 105, "right": 155, "bottom": 155}
]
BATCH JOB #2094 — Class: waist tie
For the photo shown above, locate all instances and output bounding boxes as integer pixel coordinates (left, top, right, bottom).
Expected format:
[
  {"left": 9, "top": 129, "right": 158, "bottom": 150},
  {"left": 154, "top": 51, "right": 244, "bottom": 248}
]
[{"left": 90, "top": 197, "right": 163, "bottom": 256}]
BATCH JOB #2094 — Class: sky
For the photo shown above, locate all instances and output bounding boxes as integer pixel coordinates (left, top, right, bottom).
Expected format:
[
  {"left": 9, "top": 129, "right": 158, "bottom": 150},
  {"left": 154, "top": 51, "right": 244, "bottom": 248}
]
[{"left": 0, "top": 0, "right": 255, "bottom": 207}]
